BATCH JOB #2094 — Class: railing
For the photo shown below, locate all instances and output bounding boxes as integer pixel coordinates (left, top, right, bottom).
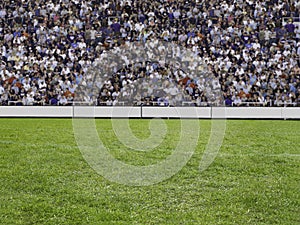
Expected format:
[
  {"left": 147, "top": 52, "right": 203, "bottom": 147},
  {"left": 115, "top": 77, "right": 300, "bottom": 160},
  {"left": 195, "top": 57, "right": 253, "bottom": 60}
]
[
  {"left": 231, "top": 102, "right": 269, "bottom": 107},
  {"left": 273, "top": 102, "right": 298, "bottom": 107},
  {"left": 181, "top": 101, "right": 223, "bottom": 106},
  {"left": 231, "top": 102, "right": 299, "bottom": 107},
  {"left": 182, "top": 101, "right": 196, "bottom": 106},
  {"left": 8, "top": 101, "right": 22, "bottom": 106},
  {"left": 74, "top": 101, "right": 125, "bottom": 106},
  {"left": 8, "top": 101, "right": 46, "bottom": 106},
  {"left": 5, "top": 100, "right": 300, "bottom": 107}
]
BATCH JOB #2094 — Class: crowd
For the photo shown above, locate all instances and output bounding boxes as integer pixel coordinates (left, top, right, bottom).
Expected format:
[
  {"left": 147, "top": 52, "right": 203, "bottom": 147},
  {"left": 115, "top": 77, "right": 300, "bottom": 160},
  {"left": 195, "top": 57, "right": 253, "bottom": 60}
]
[{"left": 0, "top": 0, "right": 300, "bottom": 107}]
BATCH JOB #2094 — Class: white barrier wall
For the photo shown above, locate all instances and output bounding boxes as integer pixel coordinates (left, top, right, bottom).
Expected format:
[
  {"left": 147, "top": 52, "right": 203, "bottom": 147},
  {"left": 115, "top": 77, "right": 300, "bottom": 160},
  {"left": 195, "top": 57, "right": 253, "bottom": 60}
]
[
  {"left": 0, "top": 106, "right": 73, "bottom": 117},
  {"left": 212, "top": 107, "right": 283, "bottom": 119},
  {"left": 0, "top": 106, "right": 299, "bottom": 119},
  {"left": 282, "top": 108, "right": 300, "bottom": 119},
  {"left": 74, "top": 106, "right": 141, "bottom": 118},
  {"left": 142, "top": 107, "right": 211, "bottom": 118}
]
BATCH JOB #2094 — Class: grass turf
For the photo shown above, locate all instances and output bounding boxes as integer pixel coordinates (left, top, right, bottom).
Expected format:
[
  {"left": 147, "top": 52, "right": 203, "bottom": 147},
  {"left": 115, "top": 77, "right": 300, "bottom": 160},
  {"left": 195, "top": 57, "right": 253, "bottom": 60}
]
[{"left": 0, "top": 119, "right": 299, "bottom": 224}]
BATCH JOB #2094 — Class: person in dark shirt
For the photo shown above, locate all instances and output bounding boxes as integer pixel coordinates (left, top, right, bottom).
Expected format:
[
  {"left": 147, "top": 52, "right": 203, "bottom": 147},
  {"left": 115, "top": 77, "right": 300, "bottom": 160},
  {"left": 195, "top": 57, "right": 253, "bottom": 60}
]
[{"left": 123, "top": 2, "right": 132, "bottom": 16}]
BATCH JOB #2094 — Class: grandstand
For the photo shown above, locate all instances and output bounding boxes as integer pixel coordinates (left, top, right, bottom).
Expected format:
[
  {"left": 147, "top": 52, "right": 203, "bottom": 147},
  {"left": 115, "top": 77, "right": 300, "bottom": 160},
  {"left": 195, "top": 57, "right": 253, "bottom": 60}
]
[{"left": 0, "top": 0, "right": 299, "bottom": 107}]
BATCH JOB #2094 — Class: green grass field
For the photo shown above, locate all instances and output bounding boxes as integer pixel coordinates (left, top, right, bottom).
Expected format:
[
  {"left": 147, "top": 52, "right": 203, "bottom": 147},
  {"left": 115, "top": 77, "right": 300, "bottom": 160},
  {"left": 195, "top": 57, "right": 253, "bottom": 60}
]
[{"left": 0, "top": 119, "right": 299, "bottom": 224}]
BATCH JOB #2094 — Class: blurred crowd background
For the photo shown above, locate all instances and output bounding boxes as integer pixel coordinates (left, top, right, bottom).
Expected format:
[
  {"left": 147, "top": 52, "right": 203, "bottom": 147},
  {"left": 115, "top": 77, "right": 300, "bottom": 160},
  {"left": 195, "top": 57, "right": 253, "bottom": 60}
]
[{"left": 0, "top": 0, "right": 300, "bottom": 106}]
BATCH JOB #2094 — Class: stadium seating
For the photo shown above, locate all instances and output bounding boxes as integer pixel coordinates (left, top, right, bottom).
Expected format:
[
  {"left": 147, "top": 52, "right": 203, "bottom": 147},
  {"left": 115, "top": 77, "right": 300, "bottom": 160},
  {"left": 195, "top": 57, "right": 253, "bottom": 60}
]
[{"left": 0, "top": 0, "right": 299, "bottom": 106}]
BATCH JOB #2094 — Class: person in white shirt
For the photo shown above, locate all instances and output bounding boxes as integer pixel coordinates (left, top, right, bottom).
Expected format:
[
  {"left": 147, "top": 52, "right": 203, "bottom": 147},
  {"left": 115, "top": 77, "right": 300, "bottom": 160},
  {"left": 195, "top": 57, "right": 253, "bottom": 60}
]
[
  {"left": 26, "top": 94, "right": 35, "bottom": 105},
  {"left": 59, "top": 95, "right": 68, "bottom": 105},
  {"left": 252, "top": 39, "right": 261, "bottom": 50}
]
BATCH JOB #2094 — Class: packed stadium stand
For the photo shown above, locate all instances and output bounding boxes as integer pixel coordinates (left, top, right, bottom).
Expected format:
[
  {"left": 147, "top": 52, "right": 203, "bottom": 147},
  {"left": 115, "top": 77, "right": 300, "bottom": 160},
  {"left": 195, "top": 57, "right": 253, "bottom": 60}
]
[{"left": 0, "top": 0, "right": 300, "bottom": 107}]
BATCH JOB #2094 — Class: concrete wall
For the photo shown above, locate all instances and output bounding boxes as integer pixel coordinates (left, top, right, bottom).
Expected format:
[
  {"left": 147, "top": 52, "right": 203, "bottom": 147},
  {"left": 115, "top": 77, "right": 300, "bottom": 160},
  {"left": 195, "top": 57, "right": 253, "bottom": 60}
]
[{"left": 0, "top": 106, "right": 299, "bottom": 119}]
